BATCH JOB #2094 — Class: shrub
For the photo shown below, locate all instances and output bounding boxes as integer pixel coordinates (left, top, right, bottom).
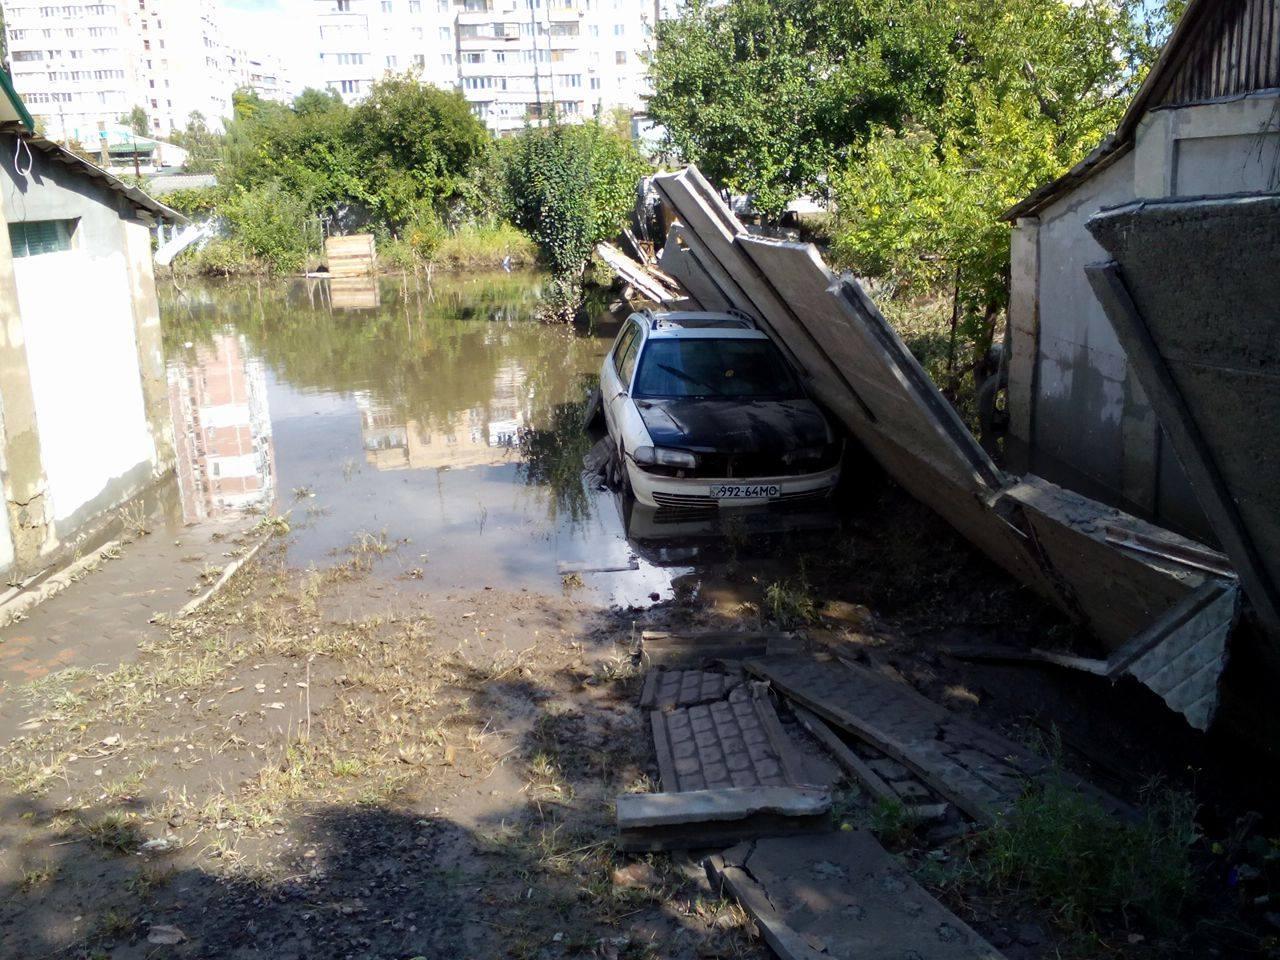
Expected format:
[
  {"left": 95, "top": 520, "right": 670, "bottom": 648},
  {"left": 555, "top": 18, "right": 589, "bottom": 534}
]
[
  {"left": 501, "top": 120, "right": 647, "bottom": 317},
  {"left": 221, "top": 182, "right": 314, "bottom": 274},
  {"left": 981, "top": 781, "right": 1200, "bottom": 933}
]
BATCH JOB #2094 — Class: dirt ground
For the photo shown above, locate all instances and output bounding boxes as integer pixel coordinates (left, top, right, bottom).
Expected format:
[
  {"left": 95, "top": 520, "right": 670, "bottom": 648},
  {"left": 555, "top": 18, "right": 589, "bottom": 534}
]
[{"left": 1, "top": 478, "right": 1276, "bottom": 959}]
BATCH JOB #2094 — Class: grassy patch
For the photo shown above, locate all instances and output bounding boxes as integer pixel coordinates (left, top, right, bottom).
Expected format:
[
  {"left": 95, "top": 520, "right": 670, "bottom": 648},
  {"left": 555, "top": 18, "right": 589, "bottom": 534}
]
[
  {"left": 980, "top": 781, "right": 1200, "bottom": 933},
  {"left": 764, "top": 572, "right": 817, "bottom": 628}
]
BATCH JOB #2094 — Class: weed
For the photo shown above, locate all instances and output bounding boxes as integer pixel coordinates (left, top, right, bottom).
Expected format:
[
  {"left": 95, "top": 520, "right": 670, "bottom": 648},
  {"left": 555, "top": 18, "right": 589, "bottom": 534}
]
[
  {"left": 561, "top": 572, "right": 585, "bottom": 590},
  {"left": 81, "top": 811, "right": 144, "bottom": 854},
  {"left": 979, "top": 780, "right": 1199, "bottom": 933},
  {"left": 868, "top": 795, "right": 916, "bottom": 848},
  {"left": 764, "top": 571, "right": 817, "bottom": 628},
  {"left": 18, "top": 861, "right": 56, "bottom": 892}
]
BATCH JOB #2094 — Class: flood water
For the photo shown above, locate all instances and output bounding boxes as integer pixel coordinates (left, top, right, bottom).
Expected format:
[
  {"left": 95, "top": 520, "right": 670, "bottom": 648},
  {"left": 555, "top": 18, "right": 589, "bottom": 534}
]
[{"left": 158, "top": 272, "right": 840, "bottom": 607}]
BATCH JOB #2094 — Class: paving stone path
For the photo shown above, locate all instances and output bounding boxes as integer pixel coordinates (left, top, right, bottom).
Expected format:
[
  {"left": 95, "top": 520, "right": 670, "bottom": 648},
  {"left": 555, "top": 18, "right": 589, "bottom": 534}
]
[
  {"left": 639, "top": 667, "right": 743, "bottom": 709},
  {"left": 650, "top": 682, "right": 804, "bottom": 792}
]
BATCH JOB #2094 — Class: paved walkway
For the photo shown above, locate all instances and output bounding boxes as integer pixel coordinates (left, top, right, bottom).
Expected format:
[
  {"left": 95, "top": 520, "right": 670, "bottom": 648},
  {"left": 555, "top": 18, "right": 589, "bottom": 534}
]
[{"left": 0, "top": 518, "right": 256, "bottom": 741}]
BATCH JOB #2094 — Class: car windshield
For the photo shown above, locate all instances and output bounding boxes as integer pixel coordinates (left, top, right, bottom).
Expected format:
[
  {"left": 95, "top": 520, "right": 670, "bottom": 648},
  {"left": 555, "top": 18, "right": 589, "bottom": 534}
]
[{"left": 632, "top": 338, "right": 803, "bottom": 399}]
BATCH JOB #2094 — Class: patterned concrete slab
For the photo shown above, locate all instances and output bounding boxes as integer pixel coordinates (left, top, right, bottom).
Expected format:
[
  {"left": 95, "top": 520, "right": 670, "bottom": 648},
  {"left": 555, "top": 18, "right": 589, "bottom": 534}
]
[
  {"left": 650, "top": 682, "right": 805, "bottom": 792},
  {"left": 709, "top": 831, "right": 1006, "bottom": 960},
  {"left": 639, "top": 667, "right": 742, "bottom": 710},
  {"left": 746, "top": 656, "right": 1058, "bottom": 823}
]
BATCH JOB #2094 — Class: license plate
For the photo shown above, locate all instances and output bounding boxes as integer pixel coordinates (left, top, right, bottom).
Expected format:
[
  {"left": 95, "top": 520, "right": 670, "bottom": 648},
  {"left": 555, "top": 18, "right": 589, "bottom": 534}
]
[{"left": 709, "top": 484, "right": 780, "bottom": 500}]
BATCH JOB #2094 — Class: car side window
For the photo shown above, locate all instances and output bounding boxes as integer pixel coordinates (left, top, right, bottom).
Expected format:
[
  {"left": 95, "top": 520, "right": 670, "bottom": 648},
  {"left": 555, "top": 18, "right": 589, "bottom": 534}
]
[
  {"left": 613, "top": 320, "right": 641, "bottom": 384},
  {"left": 618, "top": 330, "right": 642, "bottom": 386}
]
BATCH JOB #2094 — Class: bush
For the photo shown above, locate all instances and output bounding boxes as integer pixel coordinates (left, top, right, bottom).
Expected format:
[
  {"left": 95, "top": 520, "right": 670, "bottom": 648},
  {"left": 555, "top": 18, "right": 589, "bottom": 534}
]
[
  {"left": 221, "top": 182, "right": 315, "bottom": 274},
  {"left": 501, "top": 120, "right": 647, "bottom": 316},
  {"left": 171, "top": 237, "right": 265, "bottom": 278},
  {"left": 982, "top": 781, "right": 1200, "bottom": 933},
  {"left": 155, "top": 185, "right": 225, "bottom": 218}
]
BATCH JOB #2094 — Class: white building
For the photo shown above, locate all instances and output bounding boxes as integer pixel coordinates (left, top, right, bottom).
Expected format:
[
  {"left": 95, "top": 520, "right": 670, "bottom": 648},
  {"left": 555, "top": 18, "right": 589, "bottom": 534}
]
[
  {"left": 308, "top": 0, "right": 669, "bottom": 133},
  {"left": 2, "top": 1, "right": 295, "bottom": 144}
]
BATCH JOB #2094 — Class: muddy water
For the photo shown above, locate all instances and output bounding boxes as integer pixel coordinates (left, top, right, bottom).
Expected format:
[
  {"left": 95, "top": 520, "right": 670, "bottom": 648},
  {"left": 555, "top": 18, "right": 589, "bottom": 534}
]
[{"left": 158, "top": 272, "right": 695, "bottom": 605}]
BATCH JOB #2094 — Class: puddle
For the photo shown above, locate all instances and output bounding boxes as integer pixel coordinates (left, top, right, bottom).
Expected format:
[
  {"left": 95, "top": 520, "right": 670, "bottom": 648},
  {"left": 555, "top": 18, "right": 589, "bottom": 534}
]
[{"left": 159, "top": 273, "right": 842, "bottom": 608}]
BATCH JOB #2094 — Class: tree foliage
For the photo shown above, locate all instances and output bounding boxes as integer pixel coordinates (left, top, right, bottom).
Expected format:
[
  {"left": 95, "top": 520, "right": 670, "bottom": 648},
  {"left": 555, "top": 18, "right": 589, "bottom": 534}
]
[
  {"left": 121, "top": 106, "right": 149, "bottom": 138},
  {"left": 222, "top": 76, "right": 488, "bottom": 233},
  {"left": 501, "top": 120, "right": 647, "bottom": 315},
  {"left": 648, "top": 0, "right": 1180, "bottom": 362}
]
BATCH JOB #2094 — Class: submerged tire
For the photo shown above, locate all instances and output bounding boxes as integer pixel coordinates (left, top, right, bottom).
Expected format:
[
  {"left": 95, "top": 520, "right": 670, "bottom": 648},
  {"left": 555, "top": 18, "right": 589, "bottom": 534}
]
[{"left": 582, "top": 387, "right": 604, "bottom": 431}]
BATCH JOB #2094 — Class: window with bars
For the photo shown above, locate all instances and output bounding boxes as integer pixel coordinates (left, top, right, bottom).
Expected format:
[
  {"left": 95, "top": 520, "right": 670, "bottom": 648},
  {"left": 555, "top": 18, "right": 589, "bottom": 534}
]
[{"left": 8, "top": 219, "right": 78, "bottom": 257}]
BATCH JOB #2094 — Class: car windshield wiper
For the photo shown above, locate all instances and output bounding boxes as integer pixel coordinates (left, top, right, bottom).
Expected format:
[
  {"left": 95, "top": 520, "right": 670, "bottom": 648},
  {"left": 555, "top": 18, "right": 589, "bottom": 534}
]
[{"left": 656, "top": 363, "right": 723, "bottom": 396}]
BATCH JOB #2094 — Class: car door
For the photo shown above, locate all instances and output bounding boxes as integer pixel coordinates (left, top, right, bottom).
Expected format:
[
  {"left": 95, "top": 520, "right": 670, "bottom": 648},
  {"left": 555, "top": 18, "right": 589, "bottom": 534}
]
[{"left": 604, "top": 318, "right": 642, "bottom": 437}]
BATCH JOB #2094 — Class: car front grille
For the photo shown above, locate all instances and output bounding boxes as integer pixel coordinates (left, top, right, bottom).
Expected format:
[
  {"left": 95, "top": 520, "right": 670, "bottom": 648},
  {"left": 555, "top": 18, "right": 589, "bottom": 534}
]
[{"left": 651, "top": 491, "right": 719, "bottom": 510}]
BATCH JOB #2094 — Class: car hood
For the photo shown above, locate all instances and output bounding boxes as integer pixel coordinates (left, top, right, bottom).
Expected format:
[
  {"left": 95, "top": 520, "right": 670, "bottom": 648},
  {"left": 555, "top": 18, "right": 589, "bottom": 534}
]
[{"left": 635, "top": 398, "right": 831, "bottom": 453}]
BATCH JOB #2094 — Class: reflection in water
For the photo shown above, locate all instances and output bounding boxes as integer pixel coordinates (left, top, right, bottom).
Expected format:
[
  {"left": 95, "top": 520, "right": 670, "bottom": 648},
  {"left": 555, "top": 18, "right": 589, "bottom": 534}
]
[
  {"left": 159, "top": 273, "right": 843, "bottom": 604},
  {"left": 166, "top": 333, "right": 276, "bottom": 522},
  {"left": 329, "top": 276, "right": 381, "bottom": 310}
]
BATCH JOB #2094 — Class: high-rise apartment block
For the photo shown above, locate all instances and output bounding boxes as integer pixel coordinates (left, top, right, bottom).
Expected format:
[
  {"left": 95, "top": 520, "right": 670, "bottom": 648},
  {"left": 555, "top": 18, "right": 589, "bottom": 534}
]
[
  {"left": 2, "top": 1, "right": 294, "bottom": 145},
  {"left": 310, "top": 0, "right": 669, "bottom": 133}
]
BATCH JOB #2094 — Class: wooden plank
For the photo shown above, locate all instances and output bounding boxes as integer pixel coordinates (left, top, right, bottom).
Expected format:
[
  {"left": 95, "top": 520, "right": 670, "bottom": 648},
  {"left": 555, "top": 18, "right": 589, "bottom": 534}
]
[{"left": 752, "top": 685, "right": 808, "bottom": 787}]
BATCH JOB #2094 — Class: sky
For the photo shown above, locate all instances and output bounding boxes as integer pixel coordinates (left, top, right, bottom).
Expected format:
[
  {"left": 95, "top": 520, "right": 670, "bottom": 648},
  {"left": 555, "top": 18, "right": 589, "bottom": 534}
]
[{"left": 220, "top": 0, "right": 319, "bottom": 92}]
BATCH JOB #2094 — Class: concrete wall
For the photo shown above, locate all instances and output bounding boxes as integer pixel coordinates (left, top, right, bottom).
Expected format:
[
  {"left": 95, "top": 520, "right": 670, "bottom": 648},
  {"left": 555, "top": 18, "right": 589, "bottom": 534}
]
[
  {"left": 1006, "top": 89, "right": 1280, "bottom": 543},
  {"left": 0, "top": 133, "right": 174, "bottom": 577}
]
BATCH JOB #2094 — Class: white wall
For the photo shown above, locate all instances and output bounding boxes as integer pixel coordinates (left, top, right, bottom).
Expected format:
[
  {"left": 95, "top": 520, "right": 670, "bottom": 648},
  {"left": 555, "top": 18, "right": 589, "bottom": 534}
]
[
  {"left": 1011, "top": 89, "right": 1280, "bottom": 541},
  {"left": 12, "top": 248, "right": 156, "bottom": 528}
]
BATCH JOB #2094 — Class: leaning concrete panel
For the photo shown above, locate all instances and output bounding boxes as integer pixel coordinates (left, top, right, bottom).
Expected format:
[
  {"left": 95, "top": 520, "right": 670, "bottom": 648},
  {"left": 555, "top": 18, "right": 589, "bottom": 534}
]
[
  {"left": 652, "top": 168, "right": 874, "bottom": 419},
  {"left": 1085, "top": 196, "right": 1280, "bottom": 643},
  {"left": 1004, "top": 475, "right": 1212, "bottom": 650},
  {"left": 655, "top": 224, "right": 733, "bottom": 312},
  {"left": 738, "top": 235, "right": 1000, "bottom": 491}
]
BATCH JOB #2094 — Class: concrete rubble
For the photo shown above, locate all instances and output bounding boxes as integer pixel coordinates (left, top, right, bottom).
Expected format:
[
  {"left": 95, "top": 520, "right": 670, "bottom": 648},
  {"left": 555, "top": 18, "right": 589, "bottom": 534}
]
[
  {"left": 709, "top": 832, "right": 1007, "bottom": 960},
  {"left": 596, "top": 162, "right": 1250, "bottom": 732}
]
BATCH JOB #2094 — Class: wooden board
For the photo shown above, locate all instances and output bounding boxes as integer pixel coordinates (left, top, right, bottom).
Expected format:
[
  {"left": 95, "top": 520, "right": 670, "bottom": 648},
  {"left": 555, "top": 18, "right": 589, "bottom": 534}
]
[{"left": 324, "top": 233, "right": 376, "bottom": 278}]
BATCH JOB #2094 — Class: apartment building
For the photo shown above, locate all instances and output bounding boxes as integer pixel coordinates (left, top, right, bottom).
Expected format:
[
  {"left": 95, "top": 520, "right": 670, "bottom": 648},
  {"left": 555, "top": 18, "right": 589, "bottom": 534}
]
[
  {"left": 2, "top": 1, "right": 294, "bottom": 144},
  {"left": 313, "top": 0, "right": 457, "bottom": 101},
  {"left": 310, "top": 0, "right": 670, "bottom": 133}
]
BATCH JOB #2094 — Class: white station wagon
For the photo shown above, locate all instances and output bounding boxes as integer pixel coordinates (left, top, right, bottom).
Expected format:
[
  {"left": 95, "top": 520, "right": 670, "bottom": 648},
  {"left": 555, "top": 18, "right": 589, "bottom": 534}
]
[{"left": 594, "top": 309, "right": 843, "bottom": 509}]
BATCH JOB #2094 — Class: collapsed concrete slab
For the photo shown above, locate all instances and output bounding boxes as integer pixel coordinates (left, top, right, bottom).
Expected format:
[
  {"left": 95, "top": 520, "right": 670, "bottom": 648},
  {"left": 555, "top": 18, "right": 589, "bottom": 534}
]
[
  {"left": 708, "top": 832, "right": 1006, "bottom": 960},
  {"left": 615, "top": 786, "right": 831, "bottom": 851},
  {"left": 1085, "top": 196, "right": 1280, "bottom": 647},
  {"left": 627, "top": 164, "right": 1243, "bottom": 718}
]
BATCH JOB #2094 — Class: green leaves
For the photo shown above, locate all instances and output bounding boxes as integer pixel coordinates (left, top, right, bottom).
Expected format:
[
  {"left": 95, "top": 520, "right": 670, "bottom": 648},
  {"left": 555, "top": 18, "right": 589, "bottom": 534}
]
[{"left": 500, "top": 120, "right": 648, "bottom": 308}]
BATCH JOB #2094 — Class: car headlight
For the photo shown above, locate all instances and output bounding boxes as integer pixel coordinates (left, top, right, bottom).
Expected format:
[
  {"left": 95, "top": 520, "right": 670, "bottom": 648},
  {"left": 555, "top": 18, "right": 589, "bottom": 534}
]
[
  {"left": 632, "top": 446, "right": 698, "bottom": 469},
  {"left": 782, "top": 446, "right": 826, "bottom": 466}
]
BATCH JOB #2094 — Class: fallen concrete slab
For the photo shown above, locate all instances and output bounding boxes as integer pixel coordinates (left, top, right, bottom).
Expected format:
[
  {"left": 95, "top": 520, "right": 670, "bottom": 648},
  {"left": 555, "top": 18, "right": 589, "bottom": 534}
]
[
  {"left": 639, "top": 629, "right": 800, "bottom": 667},
  {"left": 708, "top": 831, "right": 1006, "bottom": 960},
  {"left": 1086, "top": 195, "right": 1280, "bottom": 647},
  {"left": 749, "top": 655, "right": 1130, "bottom": 823},
  {"left": 615, "top": 786, "right": 831, "bottom": 852},
  {"left": 655, "top": 223, "right": 737, "bottom": 313}
]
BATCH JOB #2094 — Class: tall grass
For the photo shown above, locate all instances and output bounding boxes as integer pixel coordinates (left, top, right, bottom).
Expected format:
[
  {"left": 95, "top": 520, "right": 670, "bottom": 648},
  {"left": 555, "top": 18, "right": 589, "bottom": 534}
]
[{"left": 981, "top": 781, "right": 1200, "bottom": 934}]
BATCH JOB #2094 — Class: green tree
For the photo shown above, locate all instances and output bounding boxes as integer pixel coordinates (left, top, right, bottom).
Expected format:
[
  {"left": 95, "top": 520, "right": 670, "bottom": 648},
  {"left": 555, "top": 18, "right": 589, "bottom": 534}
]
[
  {"left": 349, "top": 73, "right": 489, "bottom": 227},
  {"left": 831, "top": 0, "right": 1169, "bottom": 373},
  {"left": 501, "top": 120, "right": 648, "bottom": 318},
  {"left": 122, "top": 105, "right": 149, "bottom": 137},
  {"left": 171, "top": 111, "right": 223, "bottom": 173}
]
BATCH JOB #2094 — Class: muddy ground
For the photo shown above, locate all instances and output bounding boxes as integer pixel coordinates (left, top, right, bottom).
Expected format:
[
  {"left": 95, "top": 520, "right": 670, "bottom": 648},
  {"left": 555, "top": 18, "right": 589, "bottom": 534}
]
[{"left": 2, "top": 476, "right": 1276, "bottom": 960}]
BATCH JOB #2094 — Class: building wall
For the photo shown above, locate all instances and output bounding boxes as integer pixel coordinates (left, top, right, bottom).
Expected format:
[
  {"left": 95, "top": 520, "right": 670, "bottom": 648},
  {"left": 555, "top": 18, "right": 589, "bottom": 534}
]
[
  {"left": 3, "top": 1, "right": 295, "bottom": 142},
  {"left": 1007, "top": 89, "right": 1280, "bottom": 542},
  {"left": 307, "top": 0, "right": 666, "bottom": 133},
  {"left": 0, "top": 133, "right": 174, "bottom": 574}
]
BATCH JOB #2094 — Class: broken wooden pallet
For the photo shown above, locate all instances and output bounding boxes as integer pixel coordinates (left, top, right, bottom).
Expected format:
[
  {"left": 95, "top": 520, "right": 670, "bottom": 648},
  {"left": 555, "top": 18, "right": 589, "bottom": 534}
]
[
  {"left": 748, "top": 655, "right": 1129, "bottom": 823},
  {"left": 616, "top": 786, "right": 830, "bottom": 852},
  {"left": 708, "top": 831, "right": 1006, "bottom": 960}
]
